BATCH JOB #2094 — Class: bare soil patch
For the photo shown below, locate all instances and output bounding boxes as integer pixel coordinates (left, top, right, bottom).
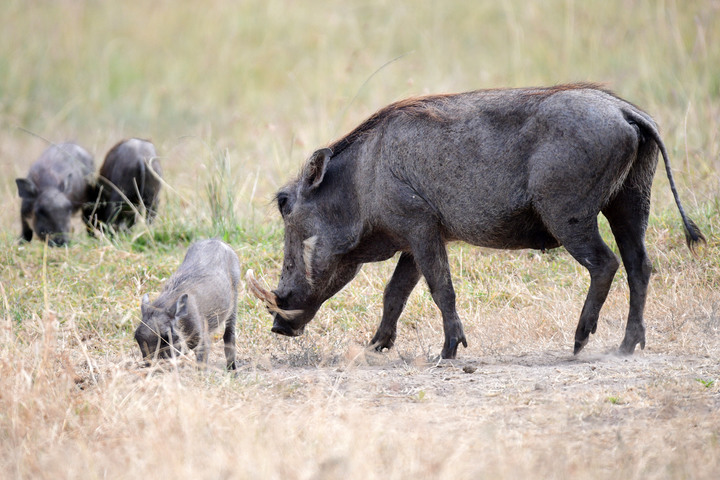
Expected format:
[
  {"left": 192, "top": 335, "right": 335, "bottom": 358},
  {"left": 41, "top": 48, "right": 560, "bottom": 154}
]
[{"left": 240, "top": 347, "right": 720, "bottom": 479}]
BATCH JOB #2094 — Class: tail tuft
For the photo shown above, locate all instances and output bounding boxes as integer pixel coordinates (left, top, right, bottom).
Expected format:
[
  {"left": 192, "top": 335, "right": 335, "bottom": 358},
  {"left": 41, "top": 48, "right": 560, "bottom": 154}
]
[
  {"left": 684, "top": 217, "right": 706, "bottom": 257},
  {"left": 624, "top": 107, "right": 706, "bottom": 259}
]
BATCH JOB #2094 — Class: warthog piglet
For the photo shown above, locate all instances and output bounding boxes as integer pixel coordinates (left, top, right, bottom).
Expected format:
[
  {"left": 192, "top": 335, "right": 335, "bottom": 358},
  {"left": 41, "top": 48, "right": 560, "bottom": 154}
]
[
  {"left": 136, "top": 239, "right": 240, "bottom": 369},
  {"left": 16, "top": 142, "right": 95, "bottom": 246},
  {"left": 91, "top": 138, "right": 163, "bottom": 233}
]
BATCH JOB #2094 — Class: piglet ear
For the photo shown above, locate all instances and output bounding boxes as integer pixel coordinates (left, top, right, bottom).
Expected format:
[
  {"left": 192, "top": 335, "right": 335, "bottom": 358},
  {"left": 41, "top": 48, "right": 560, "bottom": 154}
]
[
  {"left": 140, "top": 294, "right": 150, "bottom": 315},
  {"left": 16, "top": 178, "right": 38, "bottom": 199},
  {"left": 175, "top": 293, "right": 189, "bottom": 318},
  {"left": 302, "top": 148, "right": 332, "bottom": 191}
]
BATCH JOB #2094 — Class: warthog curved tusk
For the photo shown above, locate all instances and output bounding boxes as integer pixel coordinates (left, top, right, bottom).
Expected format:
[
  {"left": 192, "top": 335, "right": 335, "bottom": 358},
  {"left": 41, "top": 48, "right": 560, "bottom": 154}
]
[{"left": 245, "top": 270, "right": 303, "bottom": 320}]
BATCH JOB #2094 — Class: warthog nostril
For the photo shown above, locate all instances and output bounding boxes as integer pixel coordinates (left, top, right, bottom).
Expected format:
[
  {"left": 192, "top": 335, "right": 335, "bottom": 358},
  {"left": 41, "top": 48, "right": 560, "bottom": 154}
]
[
  {"left": 270, "top": 324, "right": 303, "bottom": 337},
  {"left": 271, "top": 324, "right": 294, "bottom": 336},
  {"left": 49, "top": 236, "right": 67, "bottom": 247},
  {"left": 273, "top": 292, "right": 292, "bottom": 309}
]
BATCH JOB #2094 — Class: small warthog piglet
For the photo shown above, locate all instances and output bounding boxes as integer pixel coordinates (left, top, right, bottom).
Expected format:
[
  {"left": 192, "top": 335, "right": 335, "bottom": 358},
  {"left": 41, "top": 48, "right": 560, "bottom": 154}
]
[
  {"left": 135, "top": 239, "right": 240, "bottom": 369},
  {"left": 92, "top": 138, "right": 163, "bottom": 232},
  {"left": 16, "top": 142, "right": 95, "bottom": 246}
]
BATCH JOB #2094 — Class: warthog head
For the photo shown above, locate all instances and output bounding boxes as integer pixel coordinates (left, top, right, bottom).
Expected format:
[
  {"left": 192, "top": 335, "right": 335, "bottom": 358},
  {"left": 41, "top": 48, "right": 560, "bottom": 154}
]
[
  {"left": 249, "top": 148, "right": 362, "bottom": 337},
  {"left": 16, "top": 179, "right": 74, "bottom": 246},
  {"left": 135, "top": 293, "right": 192, "bottom": 363}
]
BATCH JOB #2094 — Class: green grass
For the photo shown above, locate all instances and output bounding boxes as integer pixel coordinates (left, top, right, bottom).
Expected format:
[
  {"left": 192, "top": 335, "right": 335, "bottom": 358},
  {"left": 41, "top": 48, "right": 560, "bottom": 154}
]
[{"left": 696, "top": 378, "right": 716, "bottom": 389}]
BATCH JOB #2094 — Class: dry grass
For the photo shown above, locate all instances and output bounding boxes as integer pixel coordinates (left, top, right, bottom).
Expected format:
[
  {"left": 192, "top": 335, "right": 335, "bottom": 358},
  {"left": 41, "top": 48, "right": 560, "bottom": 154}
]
[
  {"left": 2, "top": 232, "right": 718, "bottom": 479},
  {"left": 1, "top": 1, "right": 720, "bottom": 479},
  {"left": 2, "top": 307, "right": 719, "bottom": 479}
]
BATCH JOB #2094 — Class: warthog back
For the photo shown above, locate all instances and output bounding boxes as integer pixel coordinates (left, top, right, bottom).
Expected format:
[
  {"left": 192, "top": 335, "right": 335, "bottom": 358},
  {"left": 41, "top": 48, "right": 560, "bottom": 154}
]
[{"left": 92, "top": 138, "right": 163, "bottom": 232}]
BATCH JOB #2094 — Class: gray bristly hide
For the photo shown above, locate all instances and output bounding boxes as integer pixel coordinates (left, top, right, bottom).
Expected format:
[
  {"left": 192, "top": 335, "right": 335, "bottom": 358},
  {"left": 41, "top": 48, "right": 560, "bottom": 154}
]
[
  {"left": 91, "top": 138, "right": 163, "bottom": 233},
  {"left": 15, "top": 142, "right": 96, "bottom": 246},
  {"left": 135, "top": 239, "right": 241, "bottom": 370},
  {"left": 264, "top": 83, "right": 705, "bottom": 360}
]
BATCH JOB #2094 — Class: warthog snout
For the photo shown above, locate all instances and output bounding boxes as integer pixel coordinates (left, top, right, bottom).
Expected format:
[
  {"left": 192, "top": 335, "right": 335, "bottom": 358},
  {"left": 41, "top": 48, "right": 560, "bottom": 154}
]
[
  {"left": 135, "top": 321, "right": 183, "bottom": 365},
  {"left": 48, "top": 237, "right": 68, "bottom": 247},
  {"left": 37, "top": 230, "right": 70, "bottom": 247},
  {"left": 271, "top": 313, "right": 305, "bottom": 337}
]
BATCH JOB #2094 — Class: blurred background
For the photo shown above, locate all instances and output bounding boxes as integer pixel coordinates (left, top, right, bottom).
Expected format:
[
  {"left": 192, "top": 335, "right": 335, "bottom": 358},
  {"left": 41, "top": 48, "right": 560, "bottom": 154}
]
[{"left": 1, "top": 0, "right": 718, "bottom": 239}]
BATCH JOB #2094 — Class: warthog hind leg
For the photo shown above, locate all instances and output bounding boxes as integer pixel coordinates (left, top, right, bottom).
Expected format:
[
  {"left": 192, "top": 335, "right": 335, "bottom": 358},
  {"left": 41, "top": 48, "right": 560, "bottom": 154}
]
[
  {"left": 603, "top": 182, "right": 653, "bottom": 355},
  {"left": 223, "top": 312, "right": 237, "bottom": 370},
  {"left": 564, "top": 227, "right": 619, "bottom": 354}
]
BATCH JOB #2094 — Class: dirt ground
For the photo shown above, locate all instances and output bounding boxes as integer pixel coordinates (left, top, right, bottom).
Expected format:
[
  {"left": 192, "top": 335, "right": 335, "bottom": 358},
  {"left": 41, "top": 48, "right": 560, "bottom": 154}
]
[
  {"left": 153, "top": 342, "right": 706, "bottom": 479},
  {"left": 250, "top": 347, "right": 720, "bottom": 478},
  {"left": 250, "top": 346, "right": 719, "bottom": 420}
]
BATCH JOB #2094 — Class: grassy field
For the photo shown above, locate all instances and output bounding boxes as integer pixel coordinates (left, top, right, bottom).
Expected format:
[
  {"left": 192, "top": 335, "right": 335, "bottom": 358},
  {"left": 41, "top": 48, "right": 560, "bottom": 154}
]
[{"left": 1, "top": 1, "right": 719, "bottom": 478}]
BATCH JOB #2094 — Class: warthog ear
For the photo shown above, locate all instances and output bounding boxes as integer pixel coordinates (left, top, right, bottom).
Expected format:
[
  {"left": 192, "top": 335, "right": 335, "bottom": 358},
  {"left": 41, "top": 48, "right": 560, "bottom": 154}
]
[
  {"left": 175, "top": 293, "right": 189, "bottom": 318},
  {"left": 16, "top": 178, "right": 38, "bottom": 199},
  {"left": 140, "top": 294, "right": 150, "bottom": 312},
  {"left": 302, "top": 148, "right": 332, "bottom": 190}
]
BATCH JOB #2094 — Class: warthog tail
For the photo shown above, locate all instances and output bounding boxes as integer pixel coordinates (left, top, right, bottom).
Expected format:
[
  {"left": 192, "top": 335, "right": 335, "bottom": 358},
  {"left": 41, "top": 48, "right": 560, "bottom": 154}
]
[{"left": 623, "top": 109, "right": 706, "bottom": 256}]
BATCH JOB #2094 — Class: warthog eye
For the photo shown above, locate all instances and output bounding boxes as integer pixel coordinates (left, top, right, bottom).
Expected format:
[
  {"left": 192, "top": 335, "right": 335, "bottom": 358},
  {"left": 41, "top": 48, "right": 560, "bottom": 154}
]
[{"left": 276, "top": 192, "right": 293, "bottom": 217}]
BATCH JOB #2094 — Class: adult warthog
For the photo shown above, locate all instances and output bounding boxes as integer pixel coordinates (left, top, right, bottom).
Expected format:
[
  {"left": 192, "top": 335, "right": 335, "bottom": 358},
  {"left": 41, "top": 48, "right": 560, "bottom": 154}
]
[{"left": 249, "top": 83, "right": 705, "bottom": 359}]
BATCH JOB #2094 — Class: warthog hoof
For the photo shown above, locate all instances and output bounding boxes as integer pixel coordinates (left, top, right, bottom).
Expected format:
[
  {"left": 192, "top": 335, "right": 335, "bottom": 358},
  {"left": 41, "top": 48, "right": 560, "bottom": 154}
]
[
  {"left": 573, "top": 338, "right": 589, "bottom": 355},
  {"left": 370, "top": 330, "right": 396, "bottom": 352},
  {"left": 441, "top": 335, "right": 468, "bottom": 359},
  {"left": 618, "top": 322, "right": 646, "bottom": 355}
]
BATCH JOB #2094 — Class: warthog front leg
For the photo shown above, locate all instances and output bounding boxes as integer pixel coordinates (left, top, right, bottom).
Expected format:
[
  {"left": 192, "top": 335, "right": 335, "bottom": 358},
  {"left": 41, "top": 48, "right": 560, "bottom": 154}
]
[
  {"left": 20, "top": 218, "right": 33, "bottom": 243},
  {"left": 19, "top": 200, "right": 33, "bottom": 243},
  {"left": 371, "top": 252, "right": 421, "bottom": 352},
  {"left": 223, "top": 313, "right": 237, "bottom": 370},
  {"left": 410, "top": 236, "right": 467, "bottom": 359},
  {"left": 194, "top": 333, "right": 212, "bottom": 367}
]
